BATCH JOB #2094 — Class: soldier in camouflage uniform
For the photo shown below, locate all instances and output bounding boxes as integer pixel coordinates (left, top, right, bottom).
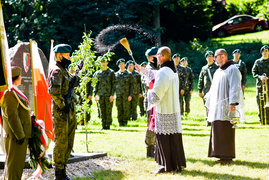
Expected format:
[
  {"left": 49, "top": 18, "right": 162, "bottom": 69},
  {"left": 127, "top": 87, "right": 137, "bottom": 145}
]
[
  {"left": 252, "top": 45, "right": 269, "bottom": 125},
  {"left": 48, "top": 44, "right": 77, "bottom": 180},
  {"left": 126, "top": 60, "right": 142, "bottom": 121},
  {"left": 172, "top": 53, "right": 186, "bottom": 105},
  {"left": 232, "top": 49, "right": 247, "bottom": 93},
  {"left": 180, "top": 57, "right": 194, "bottom": 116},
  {"left": 142, "top": 47, "right": 158, "bottom": 158},
  {"left": 93, "top": 58, "right": 115, "bottom": 129},
  {"left": 138, "top": 61, "right": 147, "bottom": 116},
  {"left": 198, "top": 51, "right": 219, "bottom": 126},
  {"left": 115, "top": 58, "right": 134, "bottom": 126}
]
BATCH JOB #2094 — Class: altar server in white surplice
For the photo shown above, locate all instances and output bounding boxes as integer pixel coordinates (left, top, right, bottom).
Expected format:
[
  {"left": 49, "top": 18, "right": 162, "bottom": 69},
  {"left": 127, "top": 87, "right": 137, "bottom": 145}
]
[
  {"left": 136, "top": 46, "right": 186, "bottom": 173},
  {"left": 206, "top": 48, "right": 244, "bottom": 163}
]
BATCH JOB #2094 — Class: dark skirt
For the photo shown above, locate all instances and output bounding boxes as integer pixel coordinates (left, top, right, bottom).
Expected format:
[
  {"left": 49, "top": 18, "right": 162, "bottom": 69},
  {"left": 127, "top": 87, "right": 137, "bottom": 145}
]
[
  {"left": 208, "top": 120, "right": 235, "bottom": 159},
  {"left": 155, "top": 133, "right": 186, "bottom": 172}
]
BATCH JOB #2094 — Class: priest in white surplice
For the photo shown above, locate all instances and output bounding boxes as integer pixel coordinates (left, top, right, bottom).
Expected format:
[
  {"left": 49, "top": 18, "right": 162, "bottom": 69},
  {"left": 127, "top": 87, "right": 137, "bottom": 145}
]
[
  {"left": 206, "top": 49, "right": 244, "bottom": 163},
  {"left": 136, "top": 46, "right": 186, "bottom": 173}
]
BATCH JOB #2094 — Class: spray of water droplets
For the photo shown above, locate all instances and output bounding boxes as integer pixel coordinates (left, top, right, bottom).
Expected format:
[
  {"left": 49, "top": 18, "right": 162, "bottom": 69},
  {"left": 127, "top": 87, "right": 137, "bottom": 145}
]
[{"left": 94, "top": 24, "right": 157, "bottom": 53}]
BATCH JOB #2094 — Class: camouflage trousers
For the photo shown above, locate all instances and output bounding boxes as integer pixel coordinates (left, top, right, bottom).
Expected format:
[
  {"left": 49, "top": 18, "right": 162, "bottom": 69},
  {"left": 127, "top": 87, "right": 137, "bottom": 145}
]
[
  {"left": 99, "top": 95, "right": 113, "bottom": 127},
  {"left": 116, "top": 95, "right": 130, "bottom": 126},
  {"left": 180, "top": 93, "right": 192, "bottom": 115},
  {"left": 138, "top": 96, "right": 145, "bottom": 116},
  {"left": 52, "top": 108, "right": 77, "bottom": 170},
  {"left": 130, "top": 94, "right": 139, "bottom": 120}
]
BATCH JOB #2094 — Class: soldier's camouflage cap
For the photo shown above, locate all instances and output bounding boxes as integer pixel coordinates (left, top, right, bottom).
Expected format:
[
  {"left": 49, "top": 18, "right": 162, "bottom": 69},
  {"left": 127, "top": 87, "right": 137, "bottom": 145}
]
[
  {"left": 126, "top": 60, "right": 135, "bottom": 67},
  {"left": 140, "top": 61, "right": 148, "bottom": 66},
  {"left": 53, "top": 44, "right": 72, "bottom": 53},
  {"left": 260, "top": 45, "right": 269, "bottom": 53},
  {"left": 172, "top": 53, "right": 181, "bottom": 59},
  {"left": 11, "top": 66, "right": 21, "bottom": 78},
  {"left": 232, "top": 49, "right": 241, "bottom": 54},
  {"left": 180, "top": 57, "right": 188, "bottom": 62},
  {"left": 205, "top": 51, "right": 214, "bottom": 58},
  {"left": 145, "top": 47, "right": 158, "bottom": 56},
  {"left": 116, "top": 58, "right": 125, "bottom": 66}
]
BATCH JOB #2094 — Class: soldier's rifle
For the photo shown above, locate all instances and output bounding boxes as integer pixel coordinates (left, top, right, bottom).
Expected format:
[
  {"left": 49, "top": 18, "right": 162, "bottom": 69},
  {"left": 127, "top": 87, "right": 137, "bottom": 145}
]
[{"left": 65, "top": 57, "right": 85, "bottom": 107}]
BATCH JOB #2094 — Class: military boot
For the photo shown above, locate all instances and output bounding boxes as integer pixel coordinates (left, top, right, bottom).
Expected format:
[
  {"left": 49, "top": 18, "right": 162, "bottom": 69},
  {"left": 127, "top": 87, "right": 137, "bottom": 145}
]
[
  {"left": 63, "top": 165, "right": 71, "bottom": 180},
  {"left": 146, "top": 146, "right": 155, "bottom": 158},
  {"left": 54, "top": 169, "right": 65, "bottom": 180}
]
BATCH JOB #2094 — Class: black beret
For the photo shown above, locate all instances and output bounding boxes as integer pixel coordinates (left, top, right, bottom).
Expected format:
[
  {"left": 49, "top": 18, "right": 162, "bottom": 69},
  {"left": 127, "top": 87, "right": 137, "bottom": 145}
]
[
  {"left": 140, "top": 61, "right": 148, "bottom": 66},
  {"left": 116, "top": 58, "right": 125, "bottom": 66},
  {"left": 145, "top": 47, "right": 158, "bottom": 56},
  {"left": 205, "top": 51, "right": 214, "bottom": 58},
  {"left": 172, "top": 53, "right": 181, "bottom": 59},
  {"left": 53, "top": 44, "right": 72, "bottom": 53},
  {"left": 180, "top": 57, "right": 188, "bottom": 62},
  {"left": 11, "top": 66, "right": 21, "bottom": 78},
  {"left": 232, "top": 49, "right": 241, "bottom": 54},
  {"left": 260, "top": 45, "right": 269, "bottom": 53},
  {"left": 126, "top": 60, "right": 135, "bottom": 67}
]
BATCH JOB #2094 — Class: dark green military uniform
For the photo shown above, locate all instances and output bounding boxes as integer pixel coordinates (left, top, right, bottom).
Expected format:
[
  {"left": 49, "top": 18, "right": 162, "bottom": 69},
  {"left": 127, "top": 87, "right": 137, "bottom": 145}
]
[
  {"left": 115, "top": 68, "right": 134, "bottom": 126},
  {"left": 48, "top": 44, "right": 77, "bottom": 178},
  {"left": 127, "top": 60, "right": 142, "bottom": 121},
  {"left": 1, "top": 67, "right": 31, "bottom": 180},
  {"left": 139, "top": 62, "right": 148, "bottom": 117},
  {"left": 175, "top": 64, "right": 186, "bottom": 100},
  {"left": 234, "top": 60, "right": 247, "bottom": 86},
  {"left": 198, "top": 62, "right": 219, "bottom": 97},
  {"left": 252, "top": 53, "right": 269, "bottom": 124},
  {"left": 143, "top": 47, "right": 158, "bottom": 158},
  {"left": 179, "top": 57, "right": 194, "bottom": 115},
  {"left": 93, "top": 67, "right": 115, "bottom": 129}
]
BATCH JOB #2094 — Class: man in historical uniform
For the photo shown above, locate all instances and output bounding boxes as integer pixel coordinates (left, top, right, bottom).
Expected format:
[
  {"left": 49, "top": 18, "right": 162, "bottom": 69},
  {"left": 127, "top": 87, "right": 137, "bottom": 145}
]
[
  {"left": 48, "top": 44, "right": 77, "bottom": 179},
  {"left": 1, "top": 67, "right": 31, "bottom": 180},
  {"left": 198, "top": 51, "right": 219, "bottom": 126},
  {"left": 252, "top": 45, "right": 269, "bottom": 125},
  {"left": 180, "top": 57, "right": 194, "bottom": 116},
  {"left": 142, "top": 47, "right": 158, "bottom": 158},
  {"left": 126, "top": 60, "right": 142, "bottom": 121},
  {"left": 114, "top": 58, "right": 134, "bottom": 126},
  {"left": 172, "top": 53, "right": 186, "bottom": 105},
  {"left": 93, "top": 57, "right": 115, "bottom": 130},
  {"left": 138, "top": 61, "right": 147, "bottom": 117},
  {"left": 232, "top": 49, "right": 247, "bottom": 93}
]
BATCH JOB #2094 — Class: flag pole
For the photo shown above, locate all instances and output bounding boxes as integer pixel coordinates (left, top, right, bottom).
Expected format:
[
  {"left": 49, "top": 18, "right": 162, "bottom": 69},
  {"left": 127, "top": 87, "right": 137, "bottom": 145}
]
[{"left": 30, "top": 40, "right": 38, "bottom": 117}]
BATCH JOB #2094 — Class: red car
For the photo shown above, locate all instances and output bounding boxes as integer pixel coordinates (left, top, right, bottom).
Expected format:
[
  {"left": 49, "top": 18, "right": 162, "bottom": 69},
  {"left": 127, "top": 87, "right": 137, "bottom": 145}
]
[{"left": 212, "top": 14, "right": 268, "bottom": 37}]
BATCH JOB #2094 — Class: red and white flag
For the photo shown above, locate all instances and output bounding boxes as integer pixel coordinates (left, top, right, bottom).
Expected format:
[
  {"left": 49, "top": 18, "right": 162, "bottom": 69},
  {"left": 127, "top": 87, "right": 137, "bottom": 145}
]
[
  {"left": 48, "top": 40, "right": 56, "bottom": 77},
  {"left": 31, "top": 41, "right": 54, "bottom": 141},
  {"left": 0, "top": 2, "right": 12, "bottom": 126}
]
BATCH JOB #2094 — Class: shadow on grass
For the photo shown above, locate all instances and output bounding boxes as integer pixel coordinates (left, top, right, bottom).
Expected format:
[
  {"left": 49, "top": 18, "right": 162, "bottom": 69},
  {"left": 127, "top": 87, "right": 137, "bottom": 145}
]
[
  {"left": 187, "top": 157, "right": 269, "bottom": 169},
  {"left": 180, "top": 169, "right": 260, "bottom": 180},
  {"left": 183, "top": 128, "right": 205, "bottom": 131},
  {"left": 184, "top": 133, "right": 209, "bottom": 137},
  {"left": 76, "top": 130, "right": 107, "bottom": 134},
  {"left": 109, "top": 128, "right": 145, "bottom": 132}
]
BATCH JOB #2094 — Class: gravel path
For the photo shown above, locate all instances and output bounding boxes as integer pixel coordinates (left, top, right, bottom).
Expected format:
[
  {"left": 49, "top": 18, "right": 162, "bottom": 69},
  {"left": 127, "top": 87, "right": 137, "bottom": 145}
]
[{"left": 0, "top": 156, "right": 125, "bottom": 179}]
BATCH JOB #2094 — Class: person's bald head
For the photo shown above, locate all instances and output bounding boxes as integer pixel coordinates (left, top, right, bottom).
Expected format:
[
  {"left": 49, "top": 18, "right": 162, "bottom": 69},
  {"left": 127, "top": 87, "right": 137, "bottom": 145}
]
[
  {"left": 214, "top": 48, "right": 228, "bottom": 66},
  {"left": 157, "top": 46, "right": 171, "bottom": 64}
]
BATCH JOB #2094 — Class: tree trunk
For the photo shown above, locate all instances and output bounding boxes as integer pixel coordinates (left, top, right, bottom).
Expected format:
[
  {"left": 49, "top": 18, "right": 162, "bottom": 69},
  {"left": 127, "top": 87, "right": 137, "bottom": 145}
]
[{"left": 153, "top": 4, "right": 161, "bottom": 47}]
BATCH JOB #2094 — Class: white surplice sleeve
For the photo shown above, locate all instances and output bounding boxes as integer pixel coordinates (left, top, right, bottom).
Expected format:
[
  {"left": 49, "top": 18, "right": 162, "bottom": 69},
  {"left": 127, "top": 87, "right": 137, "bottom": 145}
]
[{"left": 147, "top": 70, "right": 169, "bottom": 110}]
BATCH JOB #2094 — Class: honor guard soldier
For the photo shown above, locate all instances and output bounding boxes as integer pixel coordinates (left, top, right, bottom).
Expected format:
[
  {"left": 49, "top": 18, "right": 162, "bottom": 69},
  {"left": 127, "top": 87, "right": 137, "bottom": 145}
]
[
  {"left": 198, "top": 51, "right": 219, "bottom": 126},
  {"left": 1, "top": 67, "right": 31, "bottom": 180},
  {"left": 172, "top": 53, "right": 186, "bottom": 104},
  {"left": 115, "top": 58, "right": 134, "bottom": 126},
  {"left": 252, "top": 45, "right": 269, "bottom": 125},
  {"left": 126, "top": 60, "right": 143, "bottom": 121},
  {"left": 93, "top": 57, "right": 115, "bottom": 129},
  {"left": 180, "top": 57, "right": 194, "bottom": 116},
  {"left": 138, "top": 61, "right": 148, "bottom": 116},
  {"left": 143, "top": 47, "right": 158, "bottom": 158},
  {"left": 232, "top": 49, "right": 247, "bottom": 93},
  {"left": 48, "top": 44, "right": 77, "bottom": 179}
]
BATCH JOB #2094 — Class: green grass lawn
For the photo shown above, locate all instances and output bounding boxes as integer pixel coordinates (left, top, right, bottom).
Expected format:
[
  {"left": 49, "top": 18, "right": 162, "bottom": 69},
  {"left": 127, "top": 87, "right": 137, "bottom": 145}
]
[{"left": 47, "top": 76, "right": 269, "bottom": 180}]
